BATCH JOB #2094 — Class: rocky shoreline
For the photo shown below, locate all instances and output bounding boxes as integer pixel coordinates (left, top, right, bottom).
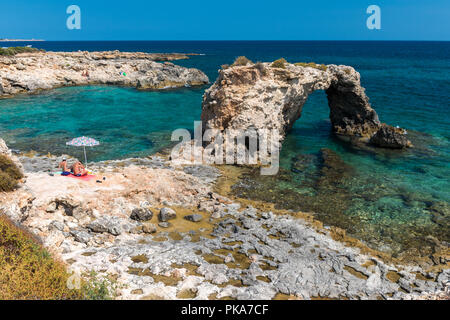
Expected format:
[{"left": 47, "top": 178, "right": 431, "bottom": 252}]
[
  {"left": 0, "top": 54, "right": 448, "bottom": 300},
  {"left": 0, "top": 142, "right": 448, "bottom": 300},
  {"left": 0, "top": 50, "right": 209, "bottom": 97}
]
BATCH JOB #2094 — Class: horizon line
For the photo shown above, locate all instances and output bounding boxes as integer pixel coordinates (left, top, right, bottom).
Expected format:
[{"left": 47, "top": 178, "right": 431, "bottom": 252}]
[{"left": 2, "top": 39, "right": 449, "bottom": 42}]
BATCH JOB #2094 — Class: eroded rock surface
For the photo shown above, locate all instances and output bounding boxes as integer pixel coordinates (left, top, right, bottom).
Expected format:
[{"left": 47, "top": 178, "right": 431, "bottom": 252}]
[
  {"left": 0, "top": 138, "right": 23, "bottom": 173},
  {"left": 201, "top": 62, "right": 411, "bottom": 149},
  {"left": 0, "top": 150, "right": 447, "bottom": 300},
  {"left": 0, "top": 50, "right": 209, "bottom": 96}
]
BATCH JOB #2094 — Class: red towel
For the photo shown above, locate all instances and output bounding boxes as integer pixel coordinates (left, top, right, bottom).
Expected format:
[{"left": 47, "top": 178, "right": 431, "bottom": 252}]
[{"left": 66, "top": 174, "right": 96, "bottom": 181}]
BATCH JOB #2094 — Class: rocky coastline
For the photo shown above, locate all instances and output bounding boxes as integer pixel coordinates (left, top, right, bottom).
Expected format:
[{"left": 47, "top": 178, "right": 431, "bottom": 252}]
[
  {"left": 0, "top": 140, "right": 448, "bottom": 300},
  {"left": 0, "top": 50, "right": 209, "bottom": 97},
  {"left": 0, "top": 53, "right": 447, "bottom": 300}
]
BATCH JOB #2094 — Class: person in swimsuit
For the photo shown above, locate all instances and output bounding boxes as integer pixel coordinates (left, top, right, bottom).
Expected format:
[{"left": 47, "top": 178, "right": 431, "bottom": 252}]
[
  {"left": 58, "top": 159, "right": 71, "bottom": 176},
  {"left": 72, "top": 161, "right": 88, "bottom": 176}
]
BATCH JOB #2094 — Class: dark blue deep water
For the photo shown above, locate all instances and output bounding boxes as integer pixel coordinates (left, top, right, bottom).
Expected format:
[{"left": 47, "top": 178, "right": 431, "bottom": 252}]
[{"left": 0, "top": 41, "right": 449, "bottom": 256}]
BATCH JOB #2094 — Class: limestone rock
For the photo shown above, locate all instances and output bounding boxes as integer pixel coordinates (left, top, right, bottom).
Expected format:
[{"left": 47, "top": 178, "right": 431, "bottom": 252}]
[
  {"left": 70, "top": 229, "right": 92, "bottom": 244},
  {"left": 0, "top": 51, "right": 209, "bottom": 97},
  {"left": 158, "top": 207, "right": 177, "bottom": 222},
  {"left": 0, "top": 138, "right": 24, "bottom": 172},
  {"left": 158, "top": 222, "right": 172, "bottom": 228},
  {"left": 130, "top": 207, "right": 153, "bottom": 221},
  {"left": 0, "top": 138, "right": 11, "bottom": 156},
  {"left": 184, "top": 214, "right": 203, "bottom": 222},
  {"left": 369, "top": 124, "right": 412, "bottom": 149},
  {"left": 49, "top": 220, "right": 65, "bottom": 232},
  {"left": 87, "top": 216, "right": 123, "bottom": 236},
  {"left": 201, "top": 62, "right": 411, "bottom": 150},
  {"left": 142, "top": 222, "right": 157, "bottom": 234},
  {"left": 54, "top": 197, "right": 82, "bottom": 216}
]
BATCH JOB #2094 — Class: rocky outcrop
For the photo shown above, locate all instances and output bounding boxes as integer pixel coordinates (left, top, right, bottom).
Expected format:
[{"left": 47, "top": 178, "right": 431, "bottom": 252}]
[
  {"left": 0, "top": 50, "right": 209, "bottom": 96},
  {"left": 0, "top": 138, "right": 23, "bottom": 172},
  {"left": 369, "top": 124, "right": 412, "bottom": 149},
  {"left": 201, "top": 62, "right": 411, "bottom": 149},
  {"left": 0, "top": 138, "right": 11, "bottom": 157}
]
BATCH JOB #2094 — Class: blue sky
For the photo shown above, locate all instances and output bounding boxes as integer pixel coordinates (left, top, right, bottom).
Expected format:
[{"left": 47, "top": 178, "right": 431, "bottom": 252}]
[{"left": 1, "top": 0, "right": 449, "bottom": 40}]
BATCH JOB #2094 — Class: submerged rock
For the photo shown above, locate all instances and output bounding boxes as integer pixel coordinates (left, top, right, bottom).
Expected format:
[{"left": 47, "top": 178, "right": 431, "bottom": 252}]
[{"left": 317, "top": 148, "right": 354, "bottom": 188}]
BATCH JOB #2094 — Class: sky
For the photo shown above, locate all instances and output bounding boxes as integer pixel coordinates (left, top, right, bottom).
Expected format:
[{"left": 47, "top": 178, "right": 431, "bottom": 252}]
[{"left": 0, "top": 0, "right": 449, "bottom": 40}]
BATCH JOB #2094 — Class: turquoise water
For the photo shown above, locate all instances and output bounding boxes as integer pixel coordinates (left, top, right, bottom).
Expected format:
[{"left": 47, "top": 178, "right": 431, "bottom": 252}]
[
  {"left": 0, "top": 85, "right": 204, "bottom": 160},
  {"left": 0, "top": 41, "right": 448, "bottom": 257}
]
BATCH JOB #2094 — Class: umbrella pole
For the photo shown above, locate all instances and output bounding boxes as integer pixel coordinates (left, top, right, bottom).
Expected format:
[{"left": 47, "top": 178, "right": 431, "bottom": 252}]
[{"left": 83, "top": 146, "right": 88, "bottom": 169}]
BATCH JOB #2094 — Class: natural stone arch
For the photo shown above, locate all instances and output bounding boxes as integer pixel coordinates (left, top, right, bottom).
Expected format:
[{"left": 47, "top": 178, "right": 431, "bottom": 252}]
[{"left": 201, "top": 62, "right": 410, "bottom": 149}]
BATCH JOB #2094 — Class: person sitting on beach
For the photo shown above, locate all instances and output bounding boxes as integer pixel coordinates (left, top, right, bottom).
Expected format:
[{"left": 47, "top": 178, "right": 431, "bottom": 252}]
[
  {"left": 72, "top": 161, "right": 88, "bottom": 176},
  {"left": 58, "top": 159, "right": 71, "bottom": 176}
]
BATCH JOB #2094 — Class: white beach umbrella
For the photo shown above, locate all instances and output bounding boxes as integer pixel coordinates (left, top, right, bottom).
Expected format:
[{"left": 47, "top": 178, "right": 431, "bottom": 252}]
[{"left": 66, "top": 136, "right": 100, "bottom": 168}]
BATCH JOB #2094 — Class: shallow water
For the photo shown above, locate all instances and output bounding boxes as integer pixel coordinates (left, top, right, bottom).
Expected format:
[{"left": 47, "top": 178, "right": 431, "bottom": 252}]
[
  {"left": 0, "top": 41, "right": 449, "bottom": 257},
  {"left": 0, "top": 85, "right": 205, "bottom": 160}
]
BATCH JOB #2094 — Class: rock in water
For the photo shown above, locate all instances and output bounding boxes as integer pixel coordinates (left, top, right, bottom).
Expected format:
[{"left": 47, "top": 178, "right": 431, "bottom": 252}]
[
  {"left": 130, "top": 207, "right": 153, "bottom": 221},
  {"left": 184, "top": 214, "right": 203, "bottom": 222},
  {"left": 369, "top": 124, "right": 412, "bottom": 149},
  {"left": 201, "top": 62, "right": 412, "bottom": 150},
  {"left": 158, "top": 207, "right": 177, "bottom": 222}
]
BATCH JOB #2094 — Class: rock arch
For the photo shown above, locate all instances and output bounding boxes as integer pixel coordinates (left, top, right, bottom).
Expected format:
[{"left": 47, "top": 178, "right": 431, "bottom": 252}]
[{"left": 201, "top": 62, "right": 411, "bottom": 149}]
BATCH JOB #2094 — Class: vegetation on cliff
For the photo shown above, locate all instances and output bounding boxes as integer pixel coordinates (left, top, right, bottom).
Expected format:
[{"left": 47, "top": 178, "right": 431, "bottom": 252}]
[
  {"left": 0, "top": 155, "right": 23, "bottom": 192},
  {"left": 0, "top": 154, "right": 117, "bottom": 299},
  {"left": 0, "top": 46, "right": 43, "bottom": 56},
  {"left": 0, "top": 214, "right": 118, "bottom": 299},
  {"left": 294, "top": 62, "right": 328, "bottom": 71},
  {"left": 0, "top": 215, "right": 81, "bottom": 299},
  {"left": 271, "top": 58, "right": 287, "bottom": 69},
  {"left": 232, "top": 56, "right": 253, "bottom": 66}
]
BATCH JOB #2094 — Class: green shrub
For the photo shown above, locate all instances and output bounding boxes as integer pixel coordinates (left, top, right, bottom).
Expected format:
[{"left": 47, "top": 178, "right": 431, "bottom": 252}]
[
  {"left": 294, "top": 62, "right": 327, "bottom": 71},
  {"left": 0, "top": 171, "right": 18, "bottom": 192},
  {"left": 0, "top": 214, "right": 82, "bottom": 300},
  {"left": 271, "top": 58, "right": 287, "bottom": 69},
  {"left": 0, "top": 213, "right": 120, "bottom": 300},
  {"left": 232, "top": 56, "right": 253, "bottom": 66},
  {"left": 80, "top": 271, "right": 119, "bottom": 300},
  {"left": 0, "top": 46, "right": 42, "bottom": 56},
  {"left": 0, "top": 154, "right": 23, "bottom": 192}
]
